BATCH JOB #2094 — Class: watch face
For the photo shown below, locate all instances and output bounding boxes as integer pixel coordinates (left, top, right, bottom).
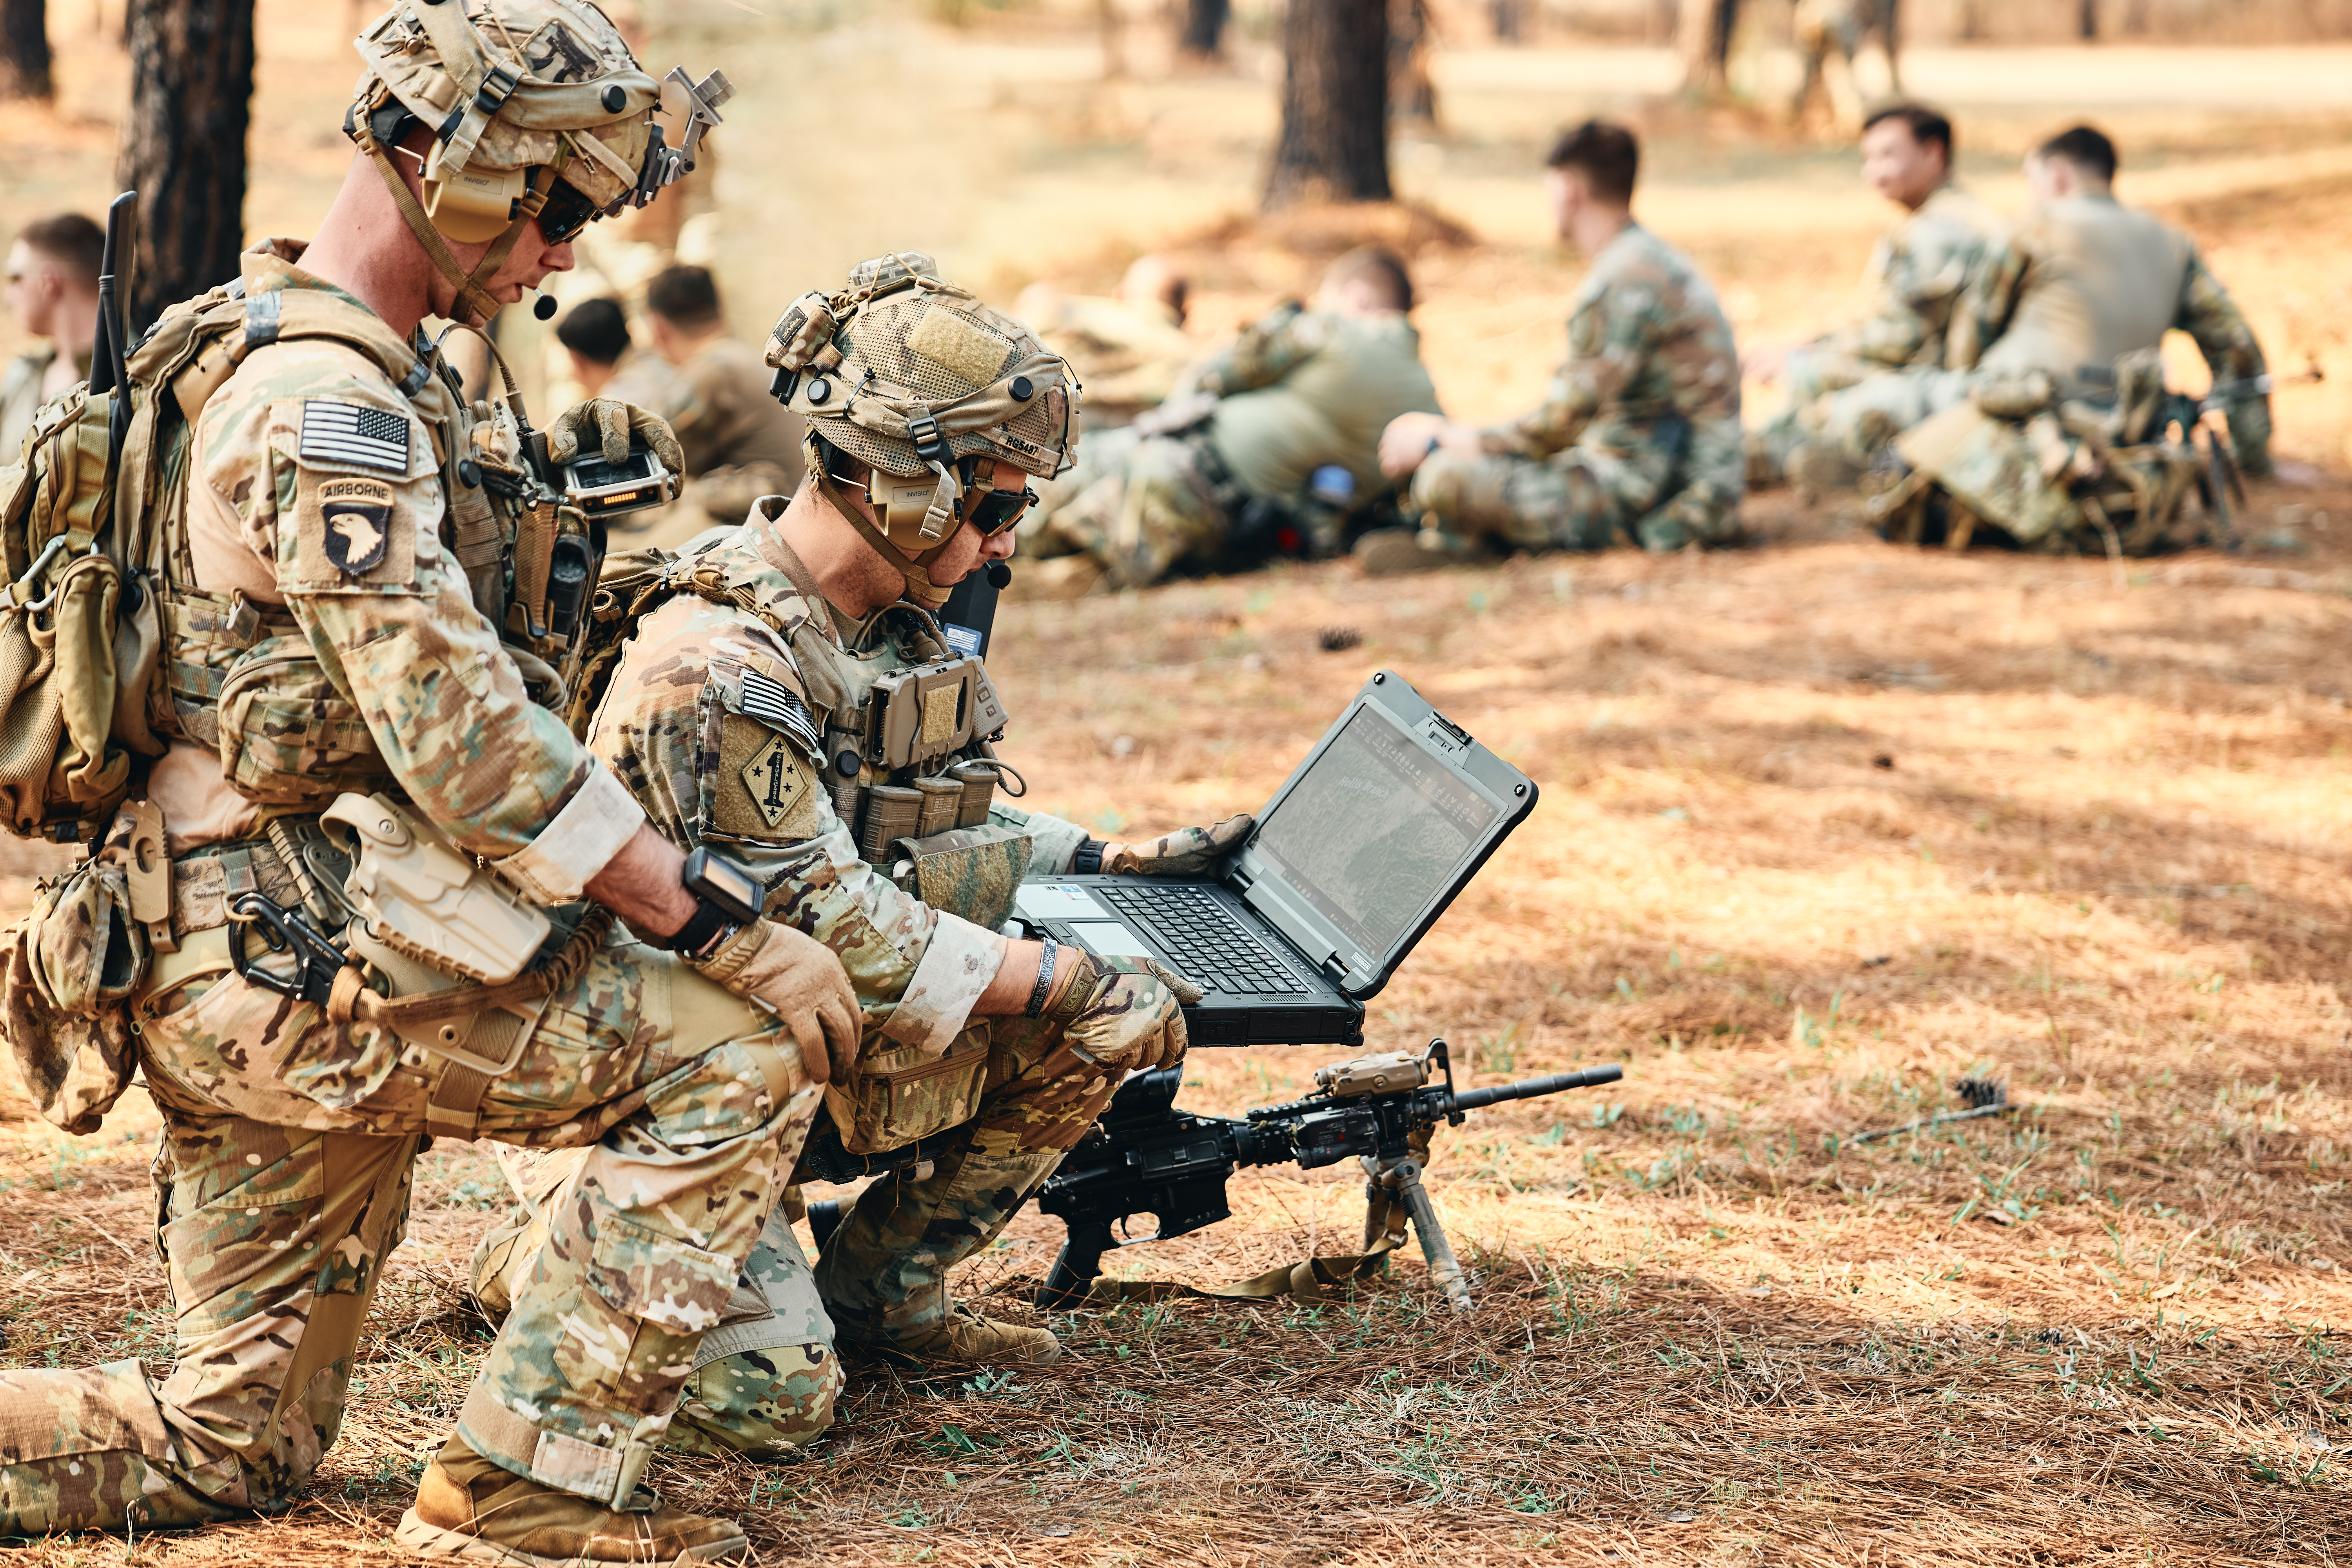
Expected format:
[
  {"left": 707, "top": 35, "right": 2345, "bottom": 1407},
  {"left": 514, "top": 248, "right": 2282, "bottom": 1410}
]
[{"left": 687, "top": 848, "right": 766, "bottom": 923}]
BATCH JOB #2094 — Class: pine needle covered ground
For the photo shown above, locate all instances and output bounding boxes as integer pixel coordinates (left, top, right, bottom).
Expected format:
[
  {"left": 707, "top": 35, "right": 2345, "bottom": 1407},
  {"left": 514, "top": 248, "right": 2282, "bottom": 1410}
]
[{"left": 4, "top": 507, "right": 2352, "bottom": 1564}]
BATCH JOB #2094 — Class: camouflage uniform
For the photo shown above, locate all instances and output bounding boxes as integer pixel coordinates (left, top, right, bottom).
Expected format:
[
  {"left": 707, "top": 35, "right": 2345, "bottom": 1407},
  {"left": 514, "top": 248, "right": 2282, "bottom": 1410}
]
[
  {"left": 0, "top": 245, "right": 824, "bottom": 1535},
  {"left": 1023, "top": 304, "right": 1441, "bottom": 586},
  {"left": 1410, "top": 223, "right": 1744, "bottom": 552},
  {"left": 1749, "top": 185, "right": 1998, "bottom": 480},
  {"left": 617, "top": 335, "right": 808, "bottom": 551},
  {"left": 473, "top": 522, "right": 1117, "bottom": 1446}
]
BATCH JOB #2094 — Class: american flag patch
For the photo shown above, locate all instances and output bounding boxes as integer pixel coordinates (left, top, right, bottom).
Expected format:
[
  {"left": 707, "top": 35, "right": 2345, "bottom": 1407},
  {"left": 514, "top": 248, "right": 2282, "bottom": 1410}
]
[
  {"left": 299, "top": 401, "right": 411, "bottom": 473},
  {"left": 740, "top": 670, "right": 822, "bottom": 756}
]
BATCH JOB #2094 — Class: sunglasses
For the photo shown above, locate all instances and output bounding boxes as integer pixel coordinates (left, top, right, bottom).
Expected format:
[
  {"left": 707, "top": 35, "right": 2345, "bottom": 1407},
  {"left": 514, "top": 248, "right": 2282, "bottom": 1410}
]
[
  {"left": 534, "top": 174, "right": 620, "bottom": 246},
  {"left": 964, "top": 481, "right": 1036, "bottom": 537}
]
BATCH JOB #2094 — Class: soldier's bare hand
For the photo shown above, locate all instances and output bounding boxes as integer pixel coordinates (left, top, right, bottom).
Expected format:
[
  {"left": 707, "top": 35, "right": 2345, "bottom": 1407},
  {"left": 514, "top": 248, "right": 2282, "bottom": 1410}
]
[
  {"left": 547, "top": 398, "right": 686, "bottom": 476},
  {"left": 1047, "top": 952, "right": 1199, "bottom": 1073},
  {"left": 1101, "top": 814, "right": 1253, "bottom": 877},
  {"left": 1379, "top": 412, "right": 1462, "bottom": 480}
]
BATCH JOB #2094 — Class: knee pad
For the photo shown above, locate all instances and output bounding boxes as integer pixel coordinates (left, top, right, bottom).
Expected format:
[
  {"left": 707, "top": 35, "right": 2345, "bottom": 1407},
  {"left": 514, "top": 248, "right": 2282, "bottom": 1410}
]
[{"left": 670, "top": 1342, "right": 843, "bottom": 1456}]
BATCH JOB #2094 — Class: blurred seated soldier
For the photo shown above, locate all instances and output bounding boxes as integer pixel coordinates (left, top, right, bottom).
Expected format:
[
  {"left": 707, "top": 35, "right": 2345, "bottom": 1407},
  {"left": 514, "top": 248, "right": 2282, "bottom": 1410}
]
[
  {"left": 552, "top": 294, "right": 672, "bottom": 407},
  {"left": 1, "top": 212, "right": 103, "bottom": 458},
  {"left": 621, "top": 263, "right": 807, "bottom": 546},
  {"left": 1744, "top": 103, "right": 1996, "bottom": 488},
  {"left": 1808, "top": 123, "right": 2271, "bottom": 480},
  {"left": 472, "top": 254, "right": 1231, "bottom": 1428},
  {"left": 1015, "top": 254, "right": 1196, "bottom": 428},
  {"left": 1377, "top": 121, "right": 1743, "bottom": 563},
  {"left": 1020, "top": 245, "right": 1443, "bottom": 590}
]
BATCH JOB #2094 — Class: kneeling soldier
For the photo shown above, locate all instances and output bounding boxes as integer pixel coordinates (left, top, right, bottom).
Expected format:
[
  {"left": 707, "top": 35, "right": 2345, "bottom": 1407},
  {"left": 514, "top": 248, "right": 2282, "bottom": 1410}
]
[
  {"left": 469, "top": 253, "right": 1243, "bottom": 1454},
  {"left": 0, "top": 4, "right": 859, "bottom": 1562}
]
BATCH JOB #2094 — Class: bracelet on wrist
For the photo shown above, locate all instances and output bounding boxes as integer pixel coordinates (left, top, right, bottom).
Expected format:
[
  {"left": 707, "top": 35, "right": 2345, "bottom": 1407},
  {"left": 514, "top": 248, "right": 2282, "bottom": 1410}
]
[{"left": 1024, "top": 935, "right": 1059, "bottom": 1018}]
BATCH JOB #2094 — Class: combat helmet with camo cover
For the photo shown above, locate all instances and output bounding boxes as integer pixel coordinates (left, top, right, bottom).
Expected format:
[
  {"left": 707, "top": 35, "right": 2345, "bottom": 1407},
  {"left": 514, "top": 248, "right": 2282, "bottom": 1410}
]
[
  {"left": 765, "top": 252, "right": 1079, "bottom": 606},
  {"left": 346, "top": 0, "right": 732, "bottom": 325}
]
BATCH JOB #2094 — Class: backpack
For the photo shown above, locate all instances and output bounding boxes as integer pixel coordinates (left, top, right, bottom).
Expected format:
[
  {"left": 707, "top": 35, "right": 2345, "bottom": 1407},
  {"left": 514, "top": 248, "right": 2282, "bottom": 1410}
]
[{"left": 0, "top": 259, "right": 439, "bottom": 844}]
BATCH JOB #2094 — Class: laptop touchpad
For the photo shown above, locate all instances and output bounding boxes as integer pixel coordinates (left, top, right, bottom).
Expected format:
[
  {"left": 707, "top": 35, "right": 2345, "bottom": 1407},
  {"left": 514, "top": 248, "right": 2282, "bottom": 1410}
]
[{"left": 1066, "top": 920, "right": 1157, "bottom": 959}]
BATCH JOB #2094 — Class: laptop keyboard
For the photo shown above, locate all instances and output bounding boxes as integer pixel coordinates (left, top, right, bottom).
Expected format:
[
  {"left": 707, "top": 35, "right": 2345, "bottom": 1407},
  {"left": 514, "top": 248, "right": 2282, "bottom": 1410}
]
[{"left": 1090, "top": 883, "right": 1312, "bottom": 997}]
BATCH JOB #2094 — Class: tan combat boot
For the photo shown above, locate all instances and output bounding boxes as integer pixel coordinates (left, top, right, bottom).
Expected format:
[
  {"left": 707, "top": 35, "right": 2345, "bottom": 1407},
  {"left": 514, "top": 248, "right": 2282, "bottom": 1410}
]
[
  {"left": 395, "top": 1435, "right": 748, "bottom": 1565},
  {"left": 839, "top": 1302, "right": 1062, "bottom": 1367}
]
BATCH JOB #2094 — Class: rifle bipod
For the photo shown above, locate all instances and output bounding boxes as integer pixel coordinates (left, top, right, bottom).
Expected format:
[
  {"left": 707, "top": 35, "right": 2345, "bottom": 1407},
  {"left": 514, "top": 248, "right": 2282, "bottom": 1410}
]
[{"left": 1360, "top": 1146, "right": 1474, "bottom": 1312}]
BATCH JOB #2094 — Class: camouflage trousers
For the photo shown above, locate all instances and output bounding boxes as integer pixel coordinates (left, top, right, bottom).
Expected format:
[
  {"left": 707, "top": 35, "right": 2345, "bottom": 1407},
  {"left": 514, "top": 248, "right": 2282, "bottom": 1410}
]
[
  {"left": 1798, "top": 365, "right": 1971, "bottom": 468},
  {"left": 1409, "top": 444, "right": 1740, "bottom": 553},
  {"left": 1747, "top": 344, "right": 1897, "bottom": 483},
  {"left": 1020, "top": 424, "right": 1233, "bottom": 589},
  {"left": 0, "top": 921, "right": 819, "bottom": 1536},
  {"left": 470, "top": 1013, "right": 1118, "bottom": 1450}
]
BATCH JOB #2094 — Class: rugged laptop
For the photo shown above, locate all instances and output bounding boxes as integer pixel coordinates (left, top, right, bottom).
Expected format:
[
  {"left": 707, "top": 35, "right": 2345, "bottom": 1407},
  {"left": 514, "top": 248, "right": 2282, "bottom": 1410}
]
[{"left": 1012, "top": 670, "right": 1537, "bottom": 1048}]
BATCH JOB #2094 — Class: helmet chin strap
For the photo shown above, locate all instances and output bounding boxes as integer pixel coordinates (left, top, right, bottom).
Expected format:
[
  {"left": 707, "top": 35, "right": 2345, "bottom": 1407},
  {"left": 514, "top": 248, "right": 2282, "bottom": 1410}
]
[
  {"left": 358, "top": 125, "right": 546, "bottom": 327},
  {"left": 808, "top": 456, "right": 959, "bottom": 610}
]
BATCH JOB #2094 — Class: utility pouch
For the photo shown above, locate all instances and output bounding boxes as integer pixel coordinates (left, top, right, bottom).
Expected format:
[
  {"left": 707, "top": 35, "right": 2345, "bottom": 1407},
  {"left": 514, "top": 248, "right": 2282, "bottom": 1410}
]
[
  {"left": 321, "top": 792, "right": 551, "bottom": 985},
  {"left": 216, "top": 634, "right": 392, "bottom": 804},
  {"left": 868, "top": 656, "right": 982, "bottom": 773},
  {"left": 886, "top": 823, "right": 1033, "bottom": 931},
  {"left": 828, "top": 1025, "right": 991, "bottom": 1154},
  {"left": 0, "top": 854, "right": 147, "bottom": 1133}
]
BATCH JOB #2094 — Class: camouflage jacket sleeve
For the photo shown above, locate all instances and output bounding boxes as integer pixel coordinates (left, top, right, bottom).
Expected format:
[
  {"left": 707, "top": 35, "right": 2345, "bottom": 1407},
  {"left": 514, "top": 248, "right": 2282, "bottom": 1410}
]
[
  {"left": 2176, "top": 248, "right": 2272, "bottom": 477},
  {"left": 1480, "top": 280, "right": 1637, "bottom": 459},
  {"left": 590, "top": 595, "right": 999, "bottom": 1053},
  {"left": 201, "top": 356, "right": 641, "bottom": 902},
  {"left": 1945, "top": 228, "right": 2030, "bottom": 374},
  {"left": 1176, "top": 303, "right": 1330, "bottom": 399}
]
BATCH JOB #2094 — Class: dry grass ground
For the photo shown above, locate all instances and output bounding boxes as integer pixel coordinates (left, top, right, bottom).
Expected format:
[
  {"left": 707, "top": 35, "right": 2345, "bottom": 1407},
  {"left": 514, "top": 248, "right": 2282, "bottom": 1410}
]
[
  {"left": 4, "top": 9, "right": 2352, "bottom": 1565},
  {"left": 7, "top": 512, "right": 2352, "bottom": 1564}
]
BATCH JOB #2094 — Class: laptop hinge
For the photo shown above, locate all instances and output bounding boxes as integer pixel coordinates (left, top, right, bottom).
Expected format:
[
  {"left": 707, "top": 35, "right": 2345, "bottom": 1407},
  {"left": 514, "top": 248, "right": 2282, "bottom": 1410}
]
[{"left": 1321, "top": 955, "right": 1350, "bottom": 980}]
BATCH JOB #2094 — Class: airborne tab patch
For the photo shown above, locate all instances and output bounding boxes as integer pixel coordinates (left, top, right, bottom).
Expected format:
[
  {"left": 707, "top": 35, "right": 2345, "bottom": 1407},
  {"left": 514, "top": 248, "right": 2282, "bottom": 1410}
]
[
  {"left": 300, "top": 401, "right": 410, "bottom": 473},
  {"left": 318, "top": 477, "right": 394, "bottom": 574}
]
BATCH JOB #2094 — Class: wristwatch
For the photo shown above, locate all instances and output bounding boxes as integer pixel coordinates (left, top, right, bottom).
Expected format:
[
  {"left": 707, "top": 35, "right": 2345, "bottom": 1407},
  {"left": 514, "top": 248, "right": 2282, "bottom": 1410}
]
[
  {"left": 1071, "top": 838, "right": 1107, "bottom": 875},
  {"left": 669, "top": 846, "right": 766, "bottom": 960}
]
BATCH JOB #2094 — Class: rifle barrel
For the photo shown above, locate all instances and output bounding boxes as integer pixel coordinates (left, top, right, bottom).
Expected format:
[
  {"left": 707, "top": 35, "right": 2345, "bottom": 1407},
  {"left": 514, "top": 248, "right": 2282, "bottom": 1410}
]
[{"left": 1450, "top": 1064, "right": 1622, "bottom": 1112}]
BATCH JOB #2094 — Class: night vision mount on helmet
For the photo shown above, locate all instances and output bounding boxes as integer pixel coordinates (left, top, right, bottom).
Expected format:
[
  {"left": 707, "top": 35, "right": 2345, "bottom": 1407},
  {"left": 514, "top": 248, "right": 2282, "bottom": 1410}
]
[{"left": 345, "top": 0, "right": 731, "bottom": 325}]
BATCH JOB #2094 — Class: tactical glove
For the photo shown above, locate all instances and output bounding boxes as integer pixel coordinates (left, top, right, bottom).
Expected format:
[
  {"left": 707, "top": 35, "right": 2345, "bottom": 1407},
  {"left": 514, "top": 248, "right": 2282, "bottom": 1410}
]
[
  {"left": 691, "top": 917, "right": 861, "bottom": 1085},
  {"left": 1102, "top": 813, "right": 1254, "bottom": 877},
  {"left": 546, "top": 397, "right": 686, "bottom": 476},
  {"left": 1044, "top": 950, "right": 1200, "bottom": 1072}
]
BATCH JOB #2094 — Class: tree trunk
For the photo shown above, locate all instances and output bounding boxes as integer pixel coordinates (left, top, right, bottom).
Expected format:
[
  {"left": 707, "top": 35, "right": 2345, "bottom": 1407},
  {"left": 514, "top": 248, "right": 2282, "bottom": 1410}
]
[
  {"left": 0, "top": 0, "right": 52, "bottom": 100},
  {"left": 1490, "top": 0, "right": 1523, "bottom": 44},
  {"left": 1263, "top": 0, "right": 1390, "bottom": 211},
  {"left": 116, "top": 0, "right": 253, "bottom": 331},
  {"left": 2078, "top": 0, "right": 2098, "bottom": 38},
  {"left": 1178, "top": 0, "right": 1227, "bottom": 57},
  {"left": 1677, "top": 0, "right": 1740, "bottom": 98}
]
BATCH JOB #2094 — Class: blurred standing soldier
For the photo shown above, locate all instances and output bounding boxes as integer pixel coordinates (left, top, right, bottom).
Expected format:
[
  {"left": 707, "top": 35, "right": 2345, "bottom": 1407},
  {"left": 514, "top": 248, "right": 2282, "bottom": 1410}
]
[
  {"left": 1021, "top": 246, "right": 1442, "bottom": 590},
  {"left": 625, "top": 263, "right": 806, "bottom": 546},
  {"left": 1744, "top": 103, "right": 1996, "bottom": 487},
  {"left": 0, "top": 4, "right": 862, "bottom": 1563},
  {"left": 0, "top": 213, "right": 103, "bottom": 458},
  {"left": 473, "top": 254, "right": 1231, "bottom": 1421},
  {"left": 1377, "top": 121, "right": 1743, "bottom": 561},
  {"left": 1790, "top": 0, "right": 1902, "bottom": 128}
]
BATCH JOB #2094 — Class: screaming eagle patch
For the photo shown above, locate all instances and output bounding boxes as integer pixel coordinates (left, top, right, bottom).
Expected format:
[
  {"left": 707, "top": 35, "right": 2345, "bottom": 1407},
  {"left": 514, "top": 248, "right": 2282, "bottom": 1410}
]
[{"left": 318, "top": 477, "right": 394, "bottom": 575}]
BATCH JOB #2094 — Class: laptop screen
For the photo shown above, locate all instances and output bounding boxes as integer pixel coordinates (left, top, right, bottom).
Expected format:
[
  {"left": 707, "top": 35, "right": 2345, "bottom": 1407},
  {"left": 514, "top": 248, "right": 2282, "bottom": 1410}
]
[{"left": 1249, "top": 703, "right": 1502, "bottom": 956}]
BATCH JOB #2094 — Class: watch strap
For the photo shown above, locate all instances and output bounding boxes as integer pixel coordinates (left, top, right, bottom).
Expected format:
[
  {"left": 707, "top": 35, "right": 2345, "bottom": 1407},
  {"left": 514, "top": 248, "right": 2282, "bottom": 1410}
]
[
  {"left": 1072, "top": 838, "right": 1106, "bottom": 875},
  {"left": 670, "top": 897, "right": 740, "bottom": 960}
]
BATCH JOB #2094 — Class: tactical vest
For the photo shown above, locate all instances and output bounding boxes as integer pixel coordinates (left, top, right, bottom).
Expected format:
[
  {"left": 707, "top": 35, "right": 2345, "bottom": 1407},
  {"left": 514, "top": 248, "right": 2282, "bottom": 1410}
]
[
  {"left": 135, "top": 263, "right": 581, "bottom": 819},
  {"left": 575, "top": 523, "right": 1013, "bottom": 863}
]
